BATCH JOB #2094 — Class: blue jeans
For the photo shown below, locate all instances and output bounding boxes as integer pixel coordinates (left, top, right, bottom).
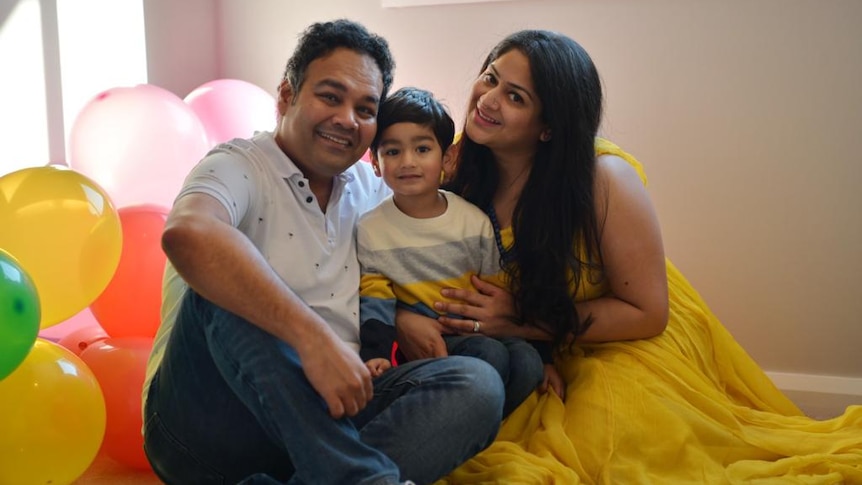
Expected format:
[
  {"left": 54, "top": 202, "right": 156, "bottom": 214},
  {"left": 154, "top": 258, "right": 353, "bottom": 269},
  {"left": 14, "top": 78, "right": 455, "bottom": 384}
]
[
  {"left": 144, "top": 290, "right": 504, "bottom": 485},
  {"left": 445, "top": 335, "right": 544, "bottom": 417}
]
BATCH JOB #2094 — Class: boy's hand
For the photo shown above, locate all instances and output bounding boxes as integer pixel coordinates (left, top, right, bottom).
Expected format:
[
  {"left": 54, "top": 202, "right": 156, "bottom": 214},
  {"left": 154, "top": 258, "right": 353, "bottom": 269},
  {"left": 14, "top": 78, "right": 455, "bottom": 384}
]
[
  {"left": 396, "top": 309, "right": 448, "bottom": 360},
  {"left": 537, "top": 364, "right": 566, "bottom": 401},
  {"left": 365, "top": 357, "right": 392, "bottom": 378}
]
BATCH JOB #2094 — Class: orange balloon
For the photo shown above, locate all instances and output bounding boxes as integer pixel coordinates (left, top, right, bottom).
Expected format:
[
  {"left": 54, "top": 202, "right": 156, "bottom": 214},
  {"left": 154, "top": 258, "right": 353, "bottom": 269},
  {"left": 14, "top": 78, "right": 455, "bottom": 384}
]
[
  {"left": 80, "top": 337, "right": 154, "bottom": 470},
  {"left": 90, "top": 204, "right": 168, "bottom": 338}
]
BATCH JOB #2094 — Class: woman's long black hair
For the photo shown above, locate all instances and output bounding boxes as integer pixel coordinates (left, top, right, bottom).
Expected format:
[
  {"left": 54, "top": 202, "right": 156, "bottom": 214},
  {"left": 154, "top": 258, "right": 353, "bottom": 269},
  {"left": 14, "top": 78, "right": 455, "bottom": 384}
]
[{"left": 447, "top": 30, "right": 605, "bottom": 346}]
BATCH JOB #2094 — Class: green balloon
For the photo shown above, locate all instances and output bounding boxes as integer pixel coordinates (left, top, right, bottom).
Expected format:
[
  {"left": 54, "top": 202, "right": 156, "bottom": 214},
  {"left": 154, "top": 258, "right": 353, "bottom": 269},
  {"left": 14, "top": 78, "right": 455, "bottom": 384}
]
[{"left": 0, "top": 249, "right": 40, "bottom": 380}]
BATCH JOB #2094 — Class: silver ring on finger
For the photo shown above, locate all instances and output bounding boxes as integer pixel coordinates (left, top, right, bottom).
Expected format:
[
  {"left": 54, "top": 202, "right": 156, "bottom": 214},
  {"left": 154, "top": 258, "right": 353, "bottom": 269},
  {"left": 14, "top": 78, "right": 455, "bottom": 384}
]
[{"left": 472, "top": 320, "right": 481, "bottom": 333}]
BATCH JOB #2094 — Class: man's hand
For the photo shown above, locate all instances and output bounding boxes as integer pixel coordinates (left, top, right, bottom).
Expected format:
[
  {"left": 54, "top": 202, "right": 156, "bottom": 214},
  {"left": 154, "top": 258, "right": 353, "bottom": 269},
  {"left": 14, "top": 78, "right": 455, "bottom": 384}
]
[{"left": 299, "top": 335, "right": 374, "bottom": 419}]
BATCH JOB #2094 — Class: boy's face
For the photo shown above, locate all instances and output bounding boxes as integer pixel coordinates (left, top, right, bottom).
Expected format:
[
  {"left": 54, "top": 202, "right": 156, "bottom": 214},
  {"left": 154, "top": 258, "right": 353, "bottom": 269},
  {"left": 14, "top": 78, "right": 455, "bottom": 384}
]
[{"left": 372, "top": 122, "right": 453, "bottom": 198}]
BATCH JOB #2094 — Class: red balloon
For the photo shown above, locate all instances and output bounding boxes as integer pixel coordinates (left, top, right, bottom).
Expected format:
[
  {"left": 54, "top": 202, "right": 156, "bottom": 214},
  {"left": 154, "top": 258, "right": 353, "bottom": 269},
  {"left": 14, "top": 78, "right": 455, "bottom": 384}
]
[
  {"left": 58, "top": 323, "right": 109, "bottom": 356},
  {"left": 90, "top": 205, "right": 168, "bottom": 338},
  {"left": 80, "top": 337, "right": 154, "bottom": 470}
]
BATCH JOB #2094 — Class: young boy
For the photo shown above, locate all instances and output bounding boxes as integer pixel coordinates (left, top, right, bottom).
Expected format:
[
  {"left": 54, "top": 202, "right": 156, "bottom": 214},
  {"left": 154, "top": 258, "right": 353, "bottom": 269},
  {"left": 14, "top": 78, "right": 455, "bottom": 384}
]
[{"left": 357, "top": 87, "right": 560, "bottom": 417}]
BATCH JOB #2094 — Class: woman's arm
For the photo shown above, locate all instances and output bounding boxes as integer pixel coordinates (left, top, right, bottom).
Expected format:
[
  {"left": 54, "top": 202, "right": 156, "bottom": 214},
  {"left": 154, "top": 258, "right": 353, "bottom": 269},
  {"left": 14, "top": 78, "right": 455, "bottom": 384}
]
[
  {"left": 432, "top": 155, "right": 668, "bottom": 343},
  {"left": 574, "top": 154, "right": 668, "bottom": 342}
]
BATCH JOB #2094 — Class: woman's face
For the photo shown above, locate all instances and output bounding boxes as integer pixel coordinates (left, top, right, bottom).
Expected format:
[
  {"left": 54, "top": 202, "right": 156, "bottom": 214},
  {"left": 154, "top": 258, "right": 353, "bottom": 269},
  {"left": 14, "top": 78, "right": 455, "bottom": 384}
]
[{"left": 465, "top": 49, "right": 547, "bottom": 157}]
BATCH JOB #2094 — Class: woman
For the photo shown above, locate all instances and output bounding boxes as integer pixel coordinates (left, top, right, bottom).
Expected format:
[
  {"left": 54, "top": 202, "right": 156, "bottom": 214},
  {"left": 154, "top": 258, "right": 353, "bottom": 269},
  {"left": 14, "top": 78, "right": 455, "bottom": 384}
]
[{"left": 398, "top": 30, "right": 862, "bottom": 483}]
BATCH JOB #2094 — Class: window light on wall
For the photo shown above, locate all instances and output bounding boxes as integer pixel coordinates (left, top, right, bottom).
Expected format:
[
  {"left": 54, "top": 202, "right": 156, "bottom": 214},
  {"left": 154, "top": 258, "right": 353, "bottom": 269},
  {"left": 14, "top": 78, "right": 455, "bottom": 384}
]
[{"left": 0, "top": 0, "right": 147, "bottom": 175}]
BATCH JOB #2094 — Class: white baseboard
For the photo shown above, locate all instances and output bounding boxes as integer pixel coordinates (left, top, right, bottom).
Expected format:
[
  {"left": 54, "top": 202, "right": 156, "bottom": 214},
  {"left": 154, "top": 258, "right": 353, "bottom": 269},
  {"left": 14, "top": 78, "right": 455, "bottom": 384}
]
[{"left": 766, "top": 371, "right": 862, "bottom": 397}]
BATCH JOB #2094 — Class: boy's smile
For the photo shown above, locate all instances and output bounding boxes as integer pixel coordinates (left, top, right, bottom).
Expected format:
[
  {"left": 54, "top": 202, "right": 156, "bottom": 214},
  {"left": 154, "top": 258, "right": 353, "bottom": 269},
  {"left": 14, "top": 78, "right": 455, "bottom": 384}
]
[{"left": 372, "top": 121, "right": 454, "bottom": 218}]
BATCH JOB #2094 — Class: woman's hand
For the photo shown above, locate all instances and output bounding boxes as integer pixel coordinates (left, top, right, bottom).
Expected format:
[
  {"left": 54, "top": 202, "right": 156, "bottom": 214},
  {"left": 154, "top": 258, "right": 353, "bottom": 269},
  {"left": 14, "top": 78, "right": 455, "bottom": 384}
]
[
  {"left": 395, "top": 309, "right": 448, "bottom": 361},
  {"left": 435, "top": 275, "right": 550, "bottom": 340},
  {"left": 537, "top": 364, "right": 566, "bottom": 400},
  {"left": 434, "top": 275, "right": 517, "bottom": 336}
]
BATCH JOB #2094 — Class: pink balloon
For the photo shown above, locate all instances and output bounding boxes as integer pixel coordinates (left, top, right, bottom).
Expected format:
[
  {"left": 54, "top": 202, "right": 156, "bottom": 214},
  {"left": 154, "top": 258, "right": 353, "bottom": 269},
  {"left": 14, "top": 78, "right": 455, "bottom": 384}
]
[
  {"left": 184, "top": 79, "right": 277, "bottom": 147},
  {"left": 39, "top": 306, "right": 100, "bottom": 341},
  {"left": 68, "top": 84, "right": 210, "bottom": 209}
]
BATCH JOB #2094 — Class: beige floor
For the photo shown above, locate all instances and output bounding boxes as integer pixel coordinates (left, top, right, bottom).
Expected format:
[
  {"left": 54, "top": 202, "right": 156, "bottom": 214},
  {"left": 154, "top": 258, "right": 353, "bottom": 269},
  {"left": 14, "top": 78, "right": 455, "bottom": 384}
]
[
  {"left": 74, "top": 454, "right": 161, "bottom": 485},
  {"left": 74, "top": 392, "right": 858, "bottom": 484},
  {"left": 782, "top": 390, "right": 860, "bottom": 420}
]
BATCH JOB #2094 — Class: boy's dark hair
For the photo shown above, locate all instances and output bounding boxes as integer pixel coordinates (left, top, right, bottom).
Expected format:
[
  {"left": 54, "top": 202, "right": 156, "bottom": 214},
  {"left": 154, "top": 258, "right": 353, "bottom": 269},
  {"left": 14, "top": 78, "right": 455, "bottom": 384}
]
[
  {"left": 370, "top": 87, "right": 455, "bottom": 153},
  {"left": 282, "top": 19, "right": 395, "bottom": 101}
]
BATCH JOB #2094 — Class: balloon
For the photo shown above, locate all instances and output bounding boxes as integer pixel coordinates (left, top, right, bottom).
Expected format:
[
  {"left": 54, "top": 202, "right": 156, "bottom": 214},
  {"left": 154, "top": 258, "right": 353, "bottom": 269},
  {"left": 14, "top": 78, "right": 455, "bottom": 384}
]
[
  {"left": 68, "top": 84, "right": 210, "bottom": 209},
  {"left": 58, "top": 323, "right": 109, "bottom": 356},
  {"left": 0, "top": 249, "right": 40, "bottom": 380},
  {"left": 38, "top": 305, "right": 100, "bottom": 341},
  {"left": 80, "top": 337, "right": 154, "bottom": 470},
  {"left": 184, "top": 79, "right": 277, "bottom": 146},
  {"left": 90, "top": 204, "right": 168, "bottom": 338},
  {"left": 0, "top": 165, "right": 122, "bottom": 328},
  {"left": 0, "top": 339, "right": 106, "bottom": 485}
]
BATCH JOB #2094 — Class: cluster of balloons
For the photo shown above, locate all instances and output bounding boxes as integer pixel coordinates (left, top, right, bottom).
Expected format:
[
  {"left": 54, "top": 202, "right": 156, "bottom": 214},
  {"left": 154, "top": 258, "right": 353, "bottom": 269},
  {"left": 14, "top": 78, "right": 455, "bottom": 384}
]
[
  {"left": 69, "top": 80, "right": 277, "bottom": 209},
  {"left": 0, "top": 79, "right": 276, "bottom": 484}
]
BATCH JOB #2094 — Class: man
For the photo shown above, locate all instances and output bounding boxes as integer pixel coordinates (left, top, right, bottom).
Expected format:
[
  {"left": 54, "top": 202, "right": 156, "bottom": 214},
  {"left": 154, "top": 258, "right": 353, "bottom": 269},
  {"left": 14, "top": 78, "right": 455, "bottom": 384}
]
[{"left": 142, "top": 19, "right": 504, "bottom": 485}]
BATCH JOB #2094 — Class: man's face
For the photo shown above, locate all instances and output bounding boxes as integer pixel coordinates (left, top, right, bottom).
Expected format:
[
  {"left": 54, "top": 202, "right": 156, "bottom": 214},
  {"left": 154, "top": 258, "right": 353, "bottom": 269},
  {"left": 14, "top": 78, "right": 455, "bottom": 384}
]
[{"left": 274, "top": 48, "right": 384, "bottom": 184}]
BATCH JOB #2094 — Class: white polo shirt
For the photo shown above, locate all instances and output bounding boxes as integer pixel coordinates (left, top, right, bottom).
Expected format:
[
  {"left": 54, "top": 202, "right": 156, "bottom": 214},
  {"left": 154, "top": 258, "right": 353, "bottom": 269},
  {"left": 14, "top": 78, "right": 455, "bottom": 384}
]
[{"left": 143, "top": 131, "right": 389, "bottom": 408}]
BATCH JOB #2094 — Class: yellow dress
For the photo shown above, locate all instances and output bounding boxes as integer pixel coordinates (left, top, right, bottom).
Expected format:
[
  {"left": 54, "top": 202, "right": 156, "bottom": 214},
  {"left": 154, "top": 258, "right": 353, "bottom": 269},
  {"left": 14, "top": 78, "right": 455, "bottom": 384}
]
[{"left": 438, "top": 139, "right": 862, "bottom": 484}]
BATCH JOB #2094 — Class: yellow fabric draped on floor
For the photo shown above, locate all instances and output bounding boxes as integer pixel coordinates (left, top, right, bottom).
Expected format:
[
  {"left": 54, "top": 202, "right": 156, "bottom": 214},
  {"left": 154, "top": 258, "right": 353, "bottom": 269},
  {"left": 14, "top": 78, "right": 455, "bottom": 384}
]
[{"left": 438, "top": 139, "right": 862, "bottom": 484}]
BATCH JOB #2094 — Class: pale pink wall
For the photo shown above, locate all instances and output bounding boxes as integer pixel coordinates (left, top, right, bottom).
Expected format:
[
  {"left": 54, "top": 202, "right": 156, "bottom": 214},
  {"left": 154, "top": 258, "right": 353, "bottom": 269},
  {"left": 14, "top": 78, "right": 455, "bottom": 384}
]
[{"left": 144, "top": 0, "right": 220, "bottom": 99}]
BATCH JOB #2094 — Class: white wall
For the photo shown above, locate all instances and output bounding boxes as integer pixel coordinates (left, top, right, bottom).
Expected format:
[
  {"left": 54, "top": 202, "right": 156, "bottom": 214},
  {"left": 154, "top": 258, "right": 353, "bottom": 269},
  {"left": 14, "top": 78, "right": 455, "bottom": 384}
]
[
  {"left": 143, "top": 0, "right": 862, "bottom": 381},
  {"left": 143, "top": 0, "right": 219, "bottom": 98}
]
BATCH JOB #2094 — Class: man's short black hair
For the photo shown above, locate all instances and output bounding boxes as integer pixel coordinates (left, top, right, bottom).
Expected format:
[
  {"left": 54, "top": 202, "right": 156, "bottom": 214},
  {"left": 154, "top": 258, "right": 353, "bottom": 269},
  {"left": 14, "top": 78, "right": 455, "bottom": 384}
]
[{"left": 282, "top": 19, "right": 395, "bottom": 100}]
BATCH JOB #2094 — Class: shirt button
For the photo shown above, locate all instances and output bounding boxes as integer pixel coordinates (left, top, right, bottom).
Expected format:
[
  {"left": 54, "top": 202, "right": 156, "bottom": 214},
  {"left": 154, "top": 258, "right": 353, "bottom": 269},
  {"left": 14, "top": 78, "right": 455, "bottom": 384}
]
[
  {"left": 298, "top": 181, "right": 305, "bottom": 187},
  {"left": 306, "top": 196, "right": 313, "bottom": 203}
]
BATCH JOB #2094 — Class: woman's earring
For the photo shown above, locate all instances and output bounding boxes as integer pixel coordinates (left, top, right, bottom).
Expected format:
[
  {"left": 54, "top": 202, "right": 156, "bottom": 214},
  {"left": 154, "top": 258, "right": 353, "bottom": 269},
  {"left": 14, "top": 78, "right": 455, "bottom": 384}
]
[
  {"left": 439, "top": 170, "right": 446, "bottom": 184},
  {"left": 540, "top": 130, "right": 551, "bottom": 142}
]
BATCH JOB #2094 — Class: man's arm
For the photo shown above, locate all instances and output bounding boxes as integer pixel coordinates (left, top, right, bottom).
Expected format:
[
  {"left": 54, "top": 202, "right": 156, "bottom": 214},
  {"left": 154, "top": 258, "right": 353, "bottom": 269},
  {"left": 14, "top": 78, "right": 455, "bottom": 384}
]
[{"left": 162, "top": 193, "right": 373, "bottom": 418}]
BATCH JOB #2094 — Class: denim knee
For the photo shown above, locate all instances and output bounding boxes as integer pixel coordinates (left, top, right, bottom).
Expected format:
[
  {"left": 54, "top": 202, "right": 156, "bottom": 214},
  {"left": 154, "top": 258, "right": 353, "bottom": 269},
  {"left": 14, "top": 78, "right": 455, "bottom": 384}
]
[
  {"left": 449, "top": 356, "right": 505, "bottom": 423},
  {"left": 446, "top": 336, "right": 511, "bottom": 382},
  {"left": 504, "top": 338, "right": 545, "bottom": 385},
  {"left": 499, "top": 338, "right": 545, "bottom": 417}
]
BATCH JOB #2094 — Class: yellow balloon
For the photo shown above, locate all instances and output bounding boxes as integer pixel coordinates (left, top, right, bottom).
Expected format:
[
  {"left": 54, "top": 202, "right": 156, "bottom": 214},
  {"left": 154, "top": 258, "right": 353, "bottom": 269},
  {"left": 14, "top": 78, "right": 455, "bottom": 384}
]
[
  {"left": 0, "top": 339, "right": 106, "bottom": 485},
  {"left": 0, "top": 165, "right": 122, "bottom": 328}
]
